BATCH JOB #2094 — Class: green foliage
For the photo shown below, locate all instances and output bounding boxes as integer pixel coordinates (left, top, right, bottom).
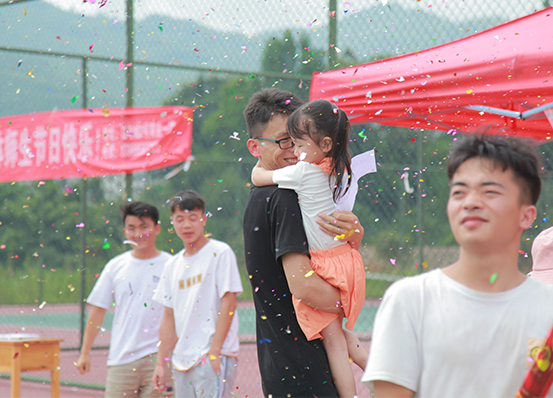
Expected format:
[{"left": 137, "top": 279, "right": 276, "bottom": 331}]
[
  {"left": 365, "top": 278, "right": 393, "bottom": 300},
  {"left": 0, "top": 261, "right": 97, "bottom": 305}
]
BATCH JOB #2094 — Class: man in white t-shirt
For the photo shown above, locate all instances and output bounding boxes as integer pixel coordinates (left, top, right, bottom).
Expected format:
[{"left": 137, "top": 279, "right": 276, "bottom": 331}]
[
  {"left": 152, "top": 190, "right": 243, "bottom": 398},
  {"left": 76, "top": 201, "right": 173, "bottom": 397},
  {"left": 363, "top": 135, "right": 553, "bottom": 397}
]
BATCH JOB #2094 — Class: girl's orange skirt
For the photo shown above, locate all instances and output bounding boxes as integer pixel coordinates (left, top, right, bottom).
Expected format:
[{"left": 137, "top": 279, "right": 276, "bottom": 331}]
[{"left": 293, "top": 243, "right": 365, "bottom": 341}]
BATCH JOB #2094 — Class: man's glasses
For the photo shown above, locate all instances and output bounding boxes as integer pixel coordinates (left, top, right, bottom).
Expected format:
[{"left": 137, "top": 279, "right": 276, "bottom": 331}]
[{"left": 253, "top": 136, "right": 295, "bottom": 150}]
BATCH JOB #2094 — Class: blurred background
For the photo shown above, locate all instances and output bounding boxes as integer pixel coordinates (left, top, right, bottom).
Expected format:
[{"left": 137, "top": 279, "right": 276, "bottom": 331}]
[{"left": 1, "top": 0, "right": 553, "bottom": 395}]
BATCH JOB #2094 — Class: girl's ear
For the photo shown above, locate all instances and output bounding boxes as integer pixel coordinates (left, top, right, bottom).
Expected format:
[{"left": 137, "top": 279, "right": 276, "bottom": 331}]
[{"left": 321, "top": 136, "right": 333, "bottom": 153}]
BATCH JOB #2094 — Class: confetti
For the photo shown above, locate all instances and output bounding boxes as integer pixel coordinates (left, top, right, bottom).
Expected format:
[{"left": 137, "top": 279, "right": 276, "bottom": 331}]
[
  {"left": 123, "top": 240, "right": 138, "bottom": 246},
  {"left": 103, "top": 240, "right": 111, "bottom": 249},
  {"left": 305, "top": 270, "right": 314, "bottom": 278},
  {"left": 71, "top": 95, "right": 79, "bottom": 104},
  {"left": 259, "top": 338, "right": 271, "bottom": 344},
  {"left": 490, "top": 273, "right": 498, "bottom": 284},
  {"left": 390, "top": 258, "right": 396, "bottom": 265},
  {"left": 119, "top": 61, "right": 132, "bottom": 70}
]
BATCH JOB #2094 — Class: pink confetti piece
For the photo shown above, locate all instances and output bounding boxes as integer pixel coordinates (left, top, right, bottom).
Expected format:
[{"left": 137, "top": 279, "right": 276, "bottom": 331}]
[{"left": 119, "top": 61, "right": 132, "bottom": 70}]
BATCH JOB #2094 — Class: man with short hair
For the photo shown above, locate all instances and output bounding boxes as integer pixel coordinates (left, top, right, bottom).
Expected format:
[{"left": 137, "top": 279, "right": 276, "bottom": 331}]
[
  {"left": 243, "top": 88, "right": 365, "bottom": 397},
  {"left": 363, "top": 135, "right": 553, "bottom": 397},
  {"left": 152, "top": 190, "right": 242, "bottom": 398},
  {"left": 76, "top": 201, "right": 172, "bottom": 397}
]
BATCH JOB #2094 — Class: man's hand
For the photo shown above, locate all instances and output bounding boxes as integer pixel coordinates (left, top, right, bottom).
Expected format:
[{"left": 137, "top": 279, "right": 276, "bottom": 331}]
[
  {"left": 317, "top": 210, "right": 364, "bottom": 250},
  {"left": 76, "top": 305, "right": 106, "bottom": 377},
  {"left": 153, "top": 307, "right": 177, "bottom": 392},
  {"left": 75, "top": 353, "right": 90, "bottom": 375},
  {"left": 207, "top": 349, "right": 221, "bottom": 375},
  {"left": 152, "top": 362, "right": 167, "bottom": 392}
]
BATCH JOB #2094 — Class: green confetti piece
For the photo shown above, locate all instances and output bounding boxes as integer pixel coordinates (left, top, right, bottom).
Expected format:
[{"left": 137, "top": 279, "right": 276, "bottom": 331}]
[
  {"left": 249, "top": 74, "right": 255, "bottom": 79},
  {"left": 103, "top": 241, "right": 111, "bottom": 249},
  {"left": 71, "top": 95, "right": 79, "bottom": 103},
  {"left": 490, "top": 273, "right": 498, "bottom": 284}
]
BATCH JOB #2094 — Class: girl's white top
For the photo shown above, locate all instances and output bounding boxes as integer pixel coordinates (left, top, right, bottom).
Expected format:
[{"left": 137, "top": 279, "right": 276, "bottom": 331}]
[{"left": 272, "top": 160, "right": 344, "bottom": 251}]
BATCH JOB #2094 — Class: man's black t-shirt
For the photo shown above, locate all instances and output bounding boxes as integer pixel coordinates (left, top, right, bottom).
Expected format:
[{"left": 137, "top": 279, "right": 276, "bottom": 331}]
[{"left": 243, "top": 185, "right": 338, "bottom": 398}]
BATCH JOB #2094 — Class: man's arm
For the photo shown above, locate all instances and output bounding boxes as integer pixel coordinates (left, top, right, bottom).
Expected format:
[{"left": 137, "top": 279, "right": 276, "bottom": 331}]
[
  {"left": 317, "top": 210, "right": 364, "bottom": 250},
  {"left": 75, "top": 305, "right": 107, "bottom": 374},
  {"left": 282, "top": 252, "right": 343, "bottom": 314},
  {"left": 152, "top": 307, "right": 178, "bottom": 392},
  {"left": 372, "top": 381, "right": 415, "bottom": 398},
  {"left": 207, "top": 292, "right": 237, "bottom": 374},
  {"left": 251, "top": 161, "right": 275, "bottom": 187}
]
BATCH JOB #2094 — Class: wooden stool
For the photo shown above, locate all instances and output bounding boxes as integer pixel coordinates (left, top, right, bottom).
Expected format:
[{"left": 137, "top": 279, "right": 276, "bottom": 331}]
[{"left": 0, "top": 338, "right": 63, "bottom": 398}]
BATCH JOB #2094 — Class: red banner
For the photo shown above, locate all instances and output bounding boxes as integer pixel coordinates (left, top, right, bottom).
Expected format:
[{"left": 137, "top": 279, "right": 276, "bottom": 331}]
[{"left": 0, "top": 106, "right": 194, "bottom": 182}]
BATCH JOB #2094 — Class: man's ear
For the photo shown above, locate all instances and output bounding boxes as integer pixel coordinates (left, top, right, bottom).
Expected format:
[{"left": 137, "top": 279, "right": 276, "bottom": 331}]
[
  {"left": 247, "top": 138, "right": 261, "bottom": 158},
  {"left": 321, "top": 136, "right": 333, "bottom": 154},
  {"left": 521, "top": 204, "right": 537, "bottom": 230}
]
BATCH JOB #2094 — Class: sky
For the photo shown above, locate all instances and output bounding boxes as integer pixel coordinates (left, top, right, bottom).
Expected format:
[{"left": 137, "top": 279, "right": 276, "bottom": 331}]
[{"left": 42, "top": 0, "right": 543, "bottom": 34}]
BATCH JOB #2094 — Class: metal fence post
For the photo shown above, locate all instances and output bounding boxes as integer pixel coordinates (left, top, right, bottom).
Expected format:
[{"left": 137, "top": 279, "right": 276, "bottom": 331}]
[
  {"left": 125, "top": 0, "right": 134, "bottom": 200},
  {"left": 328, "top": 0, "right": 337, "bottom": 70},
  {"left": 417, "top": 132, "right": 424, "bottom": 272},
  {"left": 79, "top": 57, "right": 88, "bottom": 349}
]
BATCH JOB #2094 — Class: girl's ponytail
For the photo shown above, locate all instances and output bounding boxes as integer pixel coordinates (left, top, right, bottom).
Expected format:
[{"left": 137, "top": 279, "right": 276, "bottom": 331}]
[{"left": 330, "top": 108, "right": 352, "bottom": 202}]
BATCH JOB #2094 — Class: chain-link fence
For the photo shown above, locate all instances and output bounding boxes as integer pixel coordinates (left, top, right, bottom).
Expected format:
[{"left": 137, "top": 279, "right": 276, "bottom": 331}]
[{"left": 1, "top": 0, "right": 552, "bottom": 393}]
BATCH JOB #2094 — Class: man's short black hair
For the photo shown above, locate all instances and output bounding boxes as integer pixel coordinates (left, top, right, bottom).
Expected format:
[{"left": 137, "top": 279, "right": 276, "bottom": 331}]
[
  {"left": 168, "top": 190, "right": 205, "bottom": 214},
  {"left": 120, "top": 201, "right": 160, "bottom": 224},
  {"left": 447, "top": 134, "right": 542, "bottom": 205},
  {"left": 243, "top": 88, "right": 304, "bottom": 138}
]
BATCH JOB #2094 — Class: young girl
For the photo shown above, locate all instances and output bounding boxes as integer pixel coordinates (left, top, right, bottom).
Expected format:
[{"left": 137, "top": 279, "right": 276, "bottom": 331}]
[{"left": 251, "top": 99, "right": 367, "bottom": 398}]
